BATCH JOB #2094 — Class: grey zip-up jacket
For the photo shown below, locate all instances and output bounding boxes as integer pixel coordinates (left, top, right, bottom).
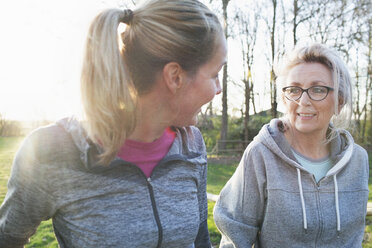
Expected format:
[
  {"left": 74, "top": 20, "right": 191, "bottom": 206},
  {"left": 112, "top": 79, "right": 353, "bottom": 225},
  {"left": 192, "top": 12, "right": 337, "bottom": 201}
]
[
  {"left": 214, "top": 119, "right": 369, "bottom": 247},
  {"left": 0, "top": 117, "right": 211, "bottom": 248}
]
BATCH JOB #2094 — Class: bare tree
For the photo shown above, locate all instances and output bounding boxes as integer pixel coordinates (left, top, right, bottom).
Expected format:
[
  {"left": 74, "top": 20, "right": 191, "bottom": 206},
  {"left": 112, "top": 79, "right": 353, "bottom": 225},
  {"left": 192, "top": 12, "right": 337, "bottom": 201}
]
[
  {"left": 291, "top": 0, "right": 315, "bottom": 45},
  {"left": 268, "top": 0, "right": 278, "bottom": 118},
  {"left": 361, "top": 16, "right": 372, "bottom": 142},
  {"left": 233, "top": 5, "right": 259, "bottom": 143},
  {"left": 353, "top": 49, "right": 363, "bottom": 139},
  {"left": 219, "top": 0, "right": 230, "bottom": 149}
]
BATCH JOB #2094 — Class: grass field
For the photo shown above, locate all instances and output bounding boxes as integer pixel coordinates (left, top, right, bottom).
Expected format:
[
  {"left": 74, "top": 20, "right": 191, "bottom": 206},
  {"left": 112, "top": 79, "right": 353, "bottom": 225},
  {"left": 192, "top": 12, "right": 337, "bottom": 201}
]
[
  {"left": 207, "top": 162, "right": 238, "bottom": 245},
  {"left": 0, "top": 136, "right": 371, "bottom": 247}
]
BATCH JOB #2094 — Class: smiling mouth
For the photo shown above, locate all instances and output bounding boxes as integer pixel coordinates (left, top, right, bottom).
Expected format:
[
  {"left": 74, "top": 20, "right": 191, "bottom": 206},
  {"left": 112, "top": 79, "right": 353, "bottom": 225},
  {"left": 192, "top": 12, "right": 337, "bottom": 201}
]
[{"left": 297, "top": 113, "right": 316, "bottom": 120}]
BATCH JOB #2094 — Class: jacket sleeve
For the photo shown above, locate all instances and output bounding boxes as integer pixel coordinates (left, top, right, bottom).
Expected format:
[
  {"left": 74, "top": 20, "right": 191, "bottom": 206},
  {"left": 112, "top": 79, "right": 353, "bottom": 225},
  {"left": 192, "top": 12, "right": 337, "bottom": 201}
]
[
  {"left": 213, "top": 145, "right": 267, "bottom": 248},
  {"left": 194, "top": 162, "right": 212, "bottom": 248},
  {"left": 0, "top": 132, "right": 56, "bottom": 248}
]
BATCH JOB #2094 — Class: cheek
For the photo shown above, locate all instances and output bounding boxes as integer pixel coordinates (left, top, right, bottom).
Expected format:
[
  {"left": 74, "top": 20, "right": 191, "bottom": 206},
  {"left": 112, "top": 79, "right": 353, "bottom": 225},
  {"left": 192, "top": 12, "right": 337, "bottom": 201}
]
[
  {"left": 321, "top": 105, "right": 335, "bottom": 120},
  {"left": 198, "top": 83, "right": 215, "bottom": 104},
  {"left": 322, "top": 98, "right": 336, "bottom": 116},
  {"left": 206, "top": 89, "right": 216, "bottom": 102},
  {"left": 284, "top": 100, "right": 296, "bottom": 114}
]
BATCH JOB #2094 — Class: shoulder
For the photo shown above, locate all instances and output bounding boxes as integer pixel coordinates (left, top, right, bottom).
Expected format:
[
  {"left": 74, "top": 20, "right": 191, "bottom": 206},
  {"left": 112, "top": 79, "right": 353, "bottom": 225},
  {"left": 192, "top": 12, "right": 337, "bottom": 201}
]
[
  {"left": 352, "top": 143, "right": 369, "bottom": 163},
  {"left": 240, "top": 122, "right": 287, "bottom": 169},
  {"left": 238, "top": 140, "right": 274, "bottom": 174},
  {"left": 9, "top": 123, "right": 77, "bottom": 190},
  {"left": 15, "top": 122, "right": 79, "bottom": 167},
  {"left": 353, "top": 143, "right": 368, "bottom": 155},
  {"left": 337, "top": 129, "right": 368, "bottom": 161},
  {"left": 244, "top": 137, "right": 271, "bottom": 158}
]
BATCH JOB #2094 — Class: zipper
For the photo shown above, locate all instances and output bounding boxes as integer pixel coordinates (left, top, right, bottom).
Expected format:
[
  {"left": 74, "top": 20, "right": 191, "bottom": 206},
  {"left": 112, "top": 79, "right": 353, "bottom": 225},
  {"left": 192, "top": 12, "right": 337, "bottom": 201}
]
[
  {"left": 111, "top": 160, "right": 167, "bottom": 248},
  {"left": 110, "top": 154, "right": 197, "bottom": 248},
  {"left": 146, "top": 177, "right": 163, "bottom": 248},
  {"left": 313, "top": 177, "right": 322, "bottom": 247}
]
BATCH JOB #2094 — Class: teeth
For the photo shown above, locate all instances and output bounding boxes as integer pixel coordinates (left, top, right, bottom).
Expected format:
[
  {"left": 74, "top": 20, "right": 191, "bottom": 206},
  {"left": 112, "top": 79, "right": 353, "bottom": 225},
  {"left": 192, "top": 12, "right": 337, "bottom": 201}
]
[{"left": 298, "top": 114, "right": 313, "bottom": 117}]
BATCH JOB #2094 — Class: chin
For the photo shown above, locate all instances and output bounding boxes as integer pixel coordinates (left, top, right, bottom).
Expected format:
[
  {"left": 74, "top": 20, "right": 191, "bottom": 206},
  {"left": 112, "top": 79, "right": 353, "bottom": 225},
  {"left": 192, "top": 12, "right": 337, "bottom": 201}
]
[
  {"left": 173, "top": 117, "right": 197, "bottom": 127},
  {"left": 294, "top": 124, "right": 322, "bottom": 134}
]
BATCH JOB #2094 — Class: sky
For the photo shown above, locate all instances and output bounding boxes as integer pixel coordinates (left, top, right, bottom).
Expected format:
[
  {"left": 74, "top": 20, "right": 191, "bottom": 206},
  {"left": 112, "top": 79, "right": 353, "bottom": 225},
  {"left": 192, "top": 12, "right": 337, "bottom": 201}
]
[
  {"left": 0, "top": 0, "right": 126, "bottom": 121},
  {"left": 0, "top": 0, "right": 272, "bottom": 121}
]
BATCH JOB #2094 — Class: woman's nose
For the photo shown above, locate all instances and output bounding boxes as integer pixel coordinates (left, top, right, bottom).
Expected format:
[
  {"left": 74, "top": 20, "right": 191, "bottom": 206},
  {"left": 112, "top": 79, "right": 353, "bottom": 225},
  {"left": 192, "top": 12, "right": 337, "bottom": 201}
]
[{"left": 298, "top": 91, "right": 312, "bottom": 105}]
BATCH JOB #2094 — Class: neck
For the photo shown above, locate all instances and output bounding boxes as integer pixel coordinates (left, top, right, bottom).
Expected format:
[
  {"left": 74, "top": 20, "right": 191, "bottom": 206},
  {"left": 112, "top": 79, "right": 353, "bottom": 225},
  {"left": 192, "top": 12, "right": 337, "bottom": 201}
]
[
  {"left": 285, "top": 127, "right": 330, "bottom": 160},
  {"left": 128, "top": 93, "right": 172, "bottom": 143}
]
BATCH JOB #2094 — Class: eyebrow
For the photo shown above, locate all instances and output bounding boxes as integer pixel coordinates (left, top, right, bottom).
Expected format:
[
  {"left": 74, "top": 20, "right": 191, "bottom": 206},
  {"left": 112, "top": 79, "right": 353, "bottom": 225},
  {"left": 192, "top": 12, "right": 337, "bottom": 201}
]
[{"left": 289, "top": 81, "right": 329, "bottom": 86}]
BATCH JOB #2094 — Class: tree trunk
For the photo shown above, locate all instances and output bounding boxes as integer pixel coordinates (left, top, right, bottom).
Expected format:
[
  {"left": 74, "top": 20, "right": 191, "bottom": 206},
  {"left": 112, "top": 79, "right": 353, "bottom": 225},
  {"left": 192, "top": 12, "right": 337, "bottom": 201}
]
[
  {"left": 293, "top": 0, "right": 298, "bottom": 45},
  {"left": 244, "top": 79, "right": 251, "bottom": 144},
  {"left": 219, "top": 0, "right": 230, "bottom": 150},
  {"left": 270, "top": 0, "right": 278, "bottom": 119}
]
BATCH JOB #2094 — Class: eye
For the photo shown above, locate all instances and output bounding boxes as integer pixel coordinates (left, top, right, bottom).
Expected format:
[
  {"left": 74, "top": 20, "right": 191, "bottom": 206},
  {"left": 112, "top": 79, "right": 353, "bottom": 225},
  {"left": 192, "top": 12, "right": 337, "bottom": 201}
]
[
  {"left": 287, "top": 87, "right": 301, "bottom": 94},
  {"left": 215, "top": 71, "right": 221, "bottom": 80},
  {"left": 311, "top": 86, "right": 327, "bottom": 94}
]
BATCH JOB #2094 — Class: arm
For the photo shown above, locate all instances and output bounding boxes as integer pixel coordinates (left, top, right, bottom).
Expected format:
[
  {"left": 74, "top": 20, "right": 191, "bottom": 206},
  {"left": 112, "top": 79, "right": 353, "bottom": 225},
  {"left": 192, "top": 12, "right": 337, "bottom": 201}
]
[
  {"left": 213, "top": 146, "right": 267, "bottom": 248},
  {"left": 191, "top": 126, "right": 212, "bottom": 248},
  {"left": 194, "top": 163, "right": 212, "bottom": 248},
  {"left": 0, "top": 132, "right": 56, "bottom": 248}
]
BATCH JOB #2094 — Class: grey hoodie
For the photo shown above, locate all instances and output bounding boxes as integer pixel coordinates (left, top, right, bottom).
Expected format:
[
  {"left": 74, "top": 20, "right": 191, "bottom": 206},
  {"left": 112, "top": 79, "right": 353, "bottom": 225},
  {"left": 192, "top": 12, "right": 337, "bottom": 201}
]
[
  {"left": 214, "top": 119, "right": 369, "bottom": 248},
  {"left": 0, "top": 117, "right": 211, "bottom": 248}
]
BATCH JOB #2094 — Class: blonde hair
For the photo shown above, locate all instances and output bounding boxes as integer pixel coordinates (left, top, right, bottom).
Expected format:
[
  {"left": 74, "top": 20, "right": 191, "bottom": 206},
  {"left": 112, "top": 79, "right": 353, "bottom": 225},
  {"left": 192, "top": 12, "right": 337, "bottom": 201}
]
[
  {"left": 275, "top": 44, "right": 353, "bottom": 141},
  {"left": 81, "top": 0, "right": 222, "bottom": 165}
]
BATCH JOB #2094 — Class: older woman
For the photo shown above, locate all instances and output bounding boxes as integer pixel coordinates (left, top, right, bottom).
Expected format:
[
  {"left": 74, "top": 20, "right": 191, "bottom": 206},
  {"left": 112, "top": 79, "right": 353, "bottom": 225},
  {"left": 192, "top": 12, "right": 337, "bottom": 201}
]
[{"left": 214, "top": 44, "right": 369, "bottom": 247}]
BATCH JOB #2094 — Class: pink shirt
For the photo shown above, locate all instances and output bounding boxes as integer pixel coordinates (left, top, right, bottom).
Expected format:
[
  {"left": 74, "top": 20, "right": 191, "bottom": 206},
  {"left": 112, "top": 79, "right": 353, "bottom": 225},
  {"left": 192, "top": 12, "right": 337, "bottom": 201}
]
[{"left": 117, "top": 127, "right": 176, "bottom": 178}]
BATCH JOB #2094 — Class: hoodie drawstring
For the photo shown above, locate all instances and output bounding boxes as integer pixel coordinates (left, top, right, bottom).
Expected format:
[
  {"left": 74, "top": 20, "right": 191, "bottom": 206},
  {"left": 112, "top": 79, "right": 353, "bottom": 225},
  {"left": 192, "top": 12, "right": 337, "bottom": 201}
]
[
  {"left": 334, "top": 175, "right": 341, "bottom": 233},
  {"left": 297, "top": 168, "right": 341, "bottom": 233},
  {"left": 296, "top": 168, "right": 307, "bottom": 230}
]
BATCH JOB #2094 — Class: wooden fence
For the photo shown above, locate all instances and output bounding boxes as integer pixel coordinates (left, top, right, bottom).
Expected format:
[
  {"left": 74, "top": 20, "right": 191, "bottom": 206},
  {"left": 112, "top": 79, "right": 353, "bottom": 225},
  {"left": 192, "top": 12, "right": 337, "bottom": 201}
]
[{"left": 209, "top": 140, "right": 249, "bottom": 155}]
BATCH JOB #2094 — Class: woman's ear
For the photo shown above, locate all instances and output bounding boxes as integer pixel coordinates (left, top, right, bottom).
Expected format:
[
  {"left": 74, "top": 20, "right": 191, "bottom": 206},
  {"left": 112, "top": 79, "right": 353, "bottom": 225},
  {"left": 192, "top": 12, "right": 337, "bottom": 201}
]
[
  {"left": 162, "top": 62, "right": 186, "bottom": 94},
  {"left": 337, "top": 95, "right": 344, "bottom": 114}
]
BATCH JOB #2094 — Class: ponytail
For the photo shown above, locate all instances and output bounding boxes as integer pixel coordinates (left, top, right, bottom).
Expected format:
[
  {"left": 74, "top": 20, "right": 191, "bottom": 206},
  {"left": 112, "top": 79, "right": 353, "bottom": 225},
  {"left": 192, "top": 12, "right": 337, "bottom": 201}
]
[{"left": 81, "top": 9, "right": 137, "bottom": 165}]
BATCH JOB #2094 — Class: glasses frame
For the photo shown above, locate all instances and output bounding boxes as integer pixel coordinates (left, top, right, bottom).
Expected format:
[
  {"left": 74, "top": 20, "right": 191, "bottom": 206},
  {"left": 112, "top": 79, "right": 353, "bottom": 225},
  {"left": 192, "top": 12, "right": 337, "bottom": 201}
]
[{"left": 282, "top": 85, "right": 334, "bottom": 101}]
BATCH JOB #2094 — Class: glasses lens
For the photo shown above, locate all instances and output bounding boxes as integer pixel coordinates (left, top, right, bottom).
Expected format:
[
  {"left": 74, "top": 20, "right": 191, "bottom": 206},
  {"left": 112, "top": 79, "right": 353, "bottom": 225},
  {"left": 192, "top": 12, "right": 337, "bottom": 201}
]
[
  {"left": 284, "top": 86, "right": 302, "bottom": 100},
  {"left": 309, "top": 86, "right": 328, "bottom": 100}
]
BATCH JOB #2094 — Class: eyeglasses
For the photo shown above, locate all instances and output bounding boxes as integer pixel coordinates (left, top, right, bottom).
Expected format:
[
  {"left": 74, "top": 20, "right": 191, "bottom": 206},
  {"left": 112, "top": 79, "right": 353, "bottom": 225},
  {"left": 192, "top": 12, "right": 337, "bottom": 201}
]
[{"left": 282, "top": 85, "right": 334, "bottom": 101}]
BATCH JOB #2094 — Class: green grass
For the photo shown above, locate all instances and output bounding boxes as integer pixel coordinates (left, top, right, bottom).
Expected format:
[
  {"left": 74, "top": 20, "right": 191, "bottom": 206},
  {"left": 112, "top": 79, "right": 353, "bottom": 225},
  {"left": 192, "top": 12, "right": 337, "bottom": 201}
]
[
  {"left": 369, "top": 153, "right": 372, "bottom": 200},
  {"left": 0, "top": 136, "right": 23, "bottom": 201},
  {"left": 207, "top": 162, "right": 238, "bottom": 247},
  {"left": 207, "top": 162, "right": 237, "bottom": 195},
  {"left": 0, "top": 136, "right": 371, "bottom": 247},
  {"left": 208, "top": 200, "right": 221, "bottom": 246},
  {"left": 27, "top": 220, "right": 59, "bottom": 248},
  {"left": 364, "top": 216, "right": 372, "bottom": 247}
]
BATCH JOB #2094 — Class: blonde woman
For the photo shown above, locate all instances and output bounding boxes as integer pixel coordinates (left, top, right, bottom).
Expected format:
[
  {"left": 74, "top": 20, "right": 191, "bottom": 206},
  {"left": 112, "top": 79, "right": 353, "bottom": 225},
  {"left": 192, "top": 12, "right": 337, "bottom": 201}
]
[
  {"left": 0, "top": 0, "right": 227, "bottom": 247},
  {"left": 214, "top": 44, "right": 368, "bottom": 247}
]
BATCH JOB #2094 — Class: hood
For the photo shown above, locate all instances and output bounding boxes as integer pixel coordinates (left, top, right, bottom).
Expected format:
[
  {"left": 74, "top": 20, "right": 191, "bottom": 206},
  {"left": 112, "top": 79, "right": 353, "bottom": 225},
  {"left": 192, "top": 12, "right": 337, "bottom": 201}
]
[
  {"left": 57, "top": 117, "right": 103, "bottom": 169},
  {"left": 56, "top": 117, "right": 207, "bottom": 169},
  {"left": 254, "top": 118, "right": 354, "bottom": 174}
]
